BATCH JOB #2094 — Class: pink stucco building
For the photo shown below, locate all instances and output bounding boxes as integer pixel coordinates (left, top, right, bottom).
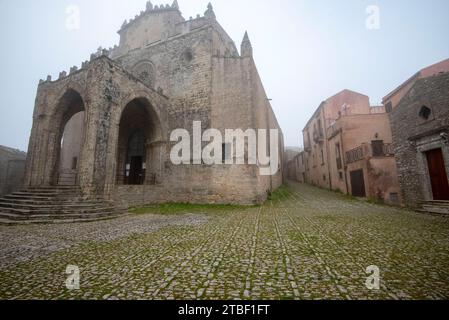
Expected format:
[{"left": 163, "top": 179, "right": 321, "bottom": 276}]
[{"left": 300, "top": 90, "right": 401, "bottom": 204}]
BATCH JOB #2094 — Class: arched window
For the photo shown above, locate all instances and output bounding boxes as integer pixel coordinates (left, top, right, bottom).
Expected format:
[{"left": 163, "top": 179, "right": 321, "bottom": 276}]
[{"left": 182, "top": 49, "right": 193, "bottom": 63}]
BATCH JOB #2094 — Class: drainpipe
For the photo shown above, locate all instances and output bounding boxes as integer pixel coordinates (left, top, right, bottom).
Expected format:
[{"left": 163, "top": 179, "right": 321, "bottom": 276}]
[
  {"left": 326, "top": 137, "right": 332, "bottom": 191},
  {"left": 324, "top": 118, "right": 332, "bottom": 191},
  {"left": 339, "top": 128, "right": 349, "bottom": 195}
]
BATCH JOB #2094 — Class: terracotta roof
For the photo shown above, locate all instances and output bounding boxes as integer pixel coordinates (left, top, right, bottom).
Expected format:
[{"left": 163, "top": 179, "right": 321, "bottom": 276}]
[{"left": 383, "top": 58, "right": 449, "bottom": 103}]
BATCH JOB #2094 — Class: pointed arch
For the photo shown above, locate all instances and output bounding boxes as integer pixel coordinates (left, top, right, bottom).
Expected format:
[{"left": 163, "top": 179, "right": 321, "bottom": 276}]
[
  {"left": 46, "top": 89, "right": 87, "bottom": 185},
  {"left": 116, "top": 97, "right": 163, "bottom": 185}
]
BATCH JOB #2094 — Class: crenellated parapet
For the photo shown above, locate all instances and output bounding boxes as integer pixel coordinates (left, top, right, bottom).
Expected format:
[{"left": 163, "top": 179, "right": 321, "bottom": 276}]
[
  {"left": 38, "top": 2, "right": 226, "bottom": 85},
  {"left": 38, "top": 48, "right": 114, "bottom": 85},
  {"left": 119, "top": 1, "right": 181, "bottom": 33}
]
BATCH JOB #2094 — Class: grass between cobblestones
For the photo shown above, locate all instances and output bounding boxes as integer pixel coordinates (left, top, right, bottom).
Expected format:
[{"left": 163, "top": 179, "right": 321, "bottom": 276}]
[
  {"left": 0, "top": 181, "right": 448, "bottom": 300},
  {"left": 129, "top": 203, "right": 254, "bottom": 216}
]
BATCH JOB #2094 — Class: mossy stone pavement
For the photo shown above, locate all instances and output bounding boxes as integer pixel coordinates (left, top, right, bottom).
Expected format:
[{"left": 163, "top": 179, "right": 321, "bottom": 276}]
[{"left": 1, "top": 182, "right": 448, "bottom": 300}]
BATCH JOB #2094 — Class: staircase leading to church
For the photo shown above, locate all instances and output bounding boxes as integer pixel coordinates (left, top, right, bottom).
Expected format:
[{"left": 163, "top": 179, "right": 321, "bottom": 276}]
[
  {"left": 0, "top": 186, "right": 126, "bottom": 225},
  {"left": 418, "top": 200, "right": 449, "bottom": 216}
]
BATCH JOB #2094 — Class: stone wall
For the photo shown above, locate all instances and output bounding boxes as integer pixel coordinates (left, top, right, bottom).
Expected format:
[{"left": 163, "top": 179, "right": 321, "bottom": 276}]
[
  {"left": 286, "top": 152, "right": 306, "bottom": 183},
  {"left": 25, "top": 2, "right": 284, "bottom": 207},
  {"left": 0, "top": 146, "right": 26, "bottom": 195},
  {"left": 303, "top": 106, "right": 330, "bottom": 189},
  {"left": 391, "top": 72, "right": 449, "bottom": 207}
]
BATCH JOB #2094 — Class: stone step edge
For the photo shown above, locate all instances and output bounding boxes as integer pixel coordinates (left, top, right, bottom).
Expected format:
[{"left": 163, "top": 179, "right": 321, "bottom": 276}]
[
  {"left": 0, "top": 211, "right": 125, "bottom": 221},
  {"left": 0, "top": 213, "right": 128, "bottom": 226}
]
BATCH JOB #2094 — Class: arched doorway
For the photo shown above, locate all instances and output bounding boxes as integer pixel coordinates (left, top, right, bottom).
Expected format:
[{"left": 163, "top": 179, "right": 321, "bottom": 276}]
[
  {"left": 116, "top": 98, "right": 160, "bottom": 185},
  {"left": 51, "top": 89, "right": 86, "bottom": 186},
  {"left": 59, "top": 111, "right": 85, "bottom": 185}
]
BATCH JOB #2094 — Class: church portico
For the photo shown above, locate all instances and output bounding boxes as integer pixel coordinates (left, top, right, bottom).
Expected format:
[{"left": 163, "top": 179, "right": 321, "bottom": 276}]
[{"left": 25, "top": 56, "right": 170, "bottom": 200}]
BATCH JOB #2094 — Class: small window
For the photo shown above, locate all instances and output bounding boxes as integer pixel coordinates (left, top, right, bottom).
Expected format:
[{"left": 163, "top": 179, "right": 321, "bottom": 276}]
[
  {"left": 390, "top": 193, "right": 399, "bottom": 204},
  {"left": 372, "top": 140, "right": 384, "bottom": 157},
  {"left": 385, "top": 102, "right": 393, "bottom": 113},
  {"left": 339, "top": 171, "right": 343, "bottom": 180},
  {"left": 182, "top": 49, "right": 193, "bottom": 64},
  {"left": 419, "top": 106, "right": 432, "bottom": 120}
]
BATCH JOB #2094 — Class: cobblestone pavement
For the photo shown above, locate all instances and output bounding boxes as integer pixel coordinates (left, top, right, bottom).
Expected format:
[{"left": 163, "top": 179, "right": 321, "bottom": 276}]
[{"left": 1, "top": 182, "right": 448, "bottom": 300}]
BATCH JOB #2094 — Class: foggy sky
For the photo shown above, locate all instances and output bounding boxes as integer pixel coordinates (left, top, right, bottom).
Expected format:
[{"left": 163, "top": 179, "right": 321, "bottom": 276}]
[{"left": 1, "top": 0, "right": 449, "bottom": 151}]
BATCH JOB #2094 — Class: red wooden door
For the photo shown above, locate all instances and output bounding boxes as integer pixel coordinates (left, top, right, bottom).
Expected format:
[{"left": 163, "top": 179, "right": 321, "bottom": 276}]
[{"left": 426, "top": 149, "right": 449, "bottom": 200}]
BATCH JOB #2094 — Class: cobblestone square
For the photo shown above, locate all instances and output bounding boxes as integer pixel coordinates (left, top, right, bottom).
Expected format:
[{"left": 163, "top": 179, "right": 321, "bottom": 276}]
[{"left": 1, "top": 182, "right": 448, "bottom": 300}]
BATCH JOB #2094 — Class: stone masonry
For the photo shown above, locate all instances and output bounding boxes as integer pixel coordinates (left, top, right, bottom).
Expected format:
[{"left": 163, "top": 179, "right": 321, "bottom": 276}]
[
  {"left": 390, "top": 72, "right": 449, "bottom": 208},
  {"left": 23, "top": 1, "right": 284, "bottom": 207},
  {"left": 0, "top": 146, "right": 26, "bottom": 196}
]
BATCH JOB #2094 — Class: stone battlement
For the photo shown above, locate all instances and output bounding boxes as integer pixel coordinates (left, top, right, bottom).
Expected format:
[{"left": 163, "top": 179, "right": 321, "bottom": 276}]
[
  {"left": 39, "top": 52, "right": 107, "bottom": 85},
  {"left": 39, "top": 45, "right": 122, "bottom": 85},
  {"left": 119, "top": 1, "right": 181, "bottom": 33}
]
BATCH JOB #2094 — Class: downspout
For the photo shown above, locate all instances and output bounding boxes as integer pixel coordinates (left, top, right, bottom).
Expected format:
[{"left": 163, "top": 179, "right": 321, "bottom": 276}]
[
  {"left": 324, "top": 114, "right": 332, "bottom": 191},
  {"left": 339, "top": 128, "right": 349, "bottom": 194},
  {"left": 326, "top": 133, "right": 332, "bottom": 191}
]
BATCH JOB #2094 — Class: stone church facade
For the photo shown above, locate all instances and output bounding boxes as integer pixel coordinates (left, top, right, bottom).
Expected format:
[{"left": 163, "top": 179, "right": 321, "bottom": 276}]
[{"left": 24, "top": 1, "right": 284, "bottom": 207}]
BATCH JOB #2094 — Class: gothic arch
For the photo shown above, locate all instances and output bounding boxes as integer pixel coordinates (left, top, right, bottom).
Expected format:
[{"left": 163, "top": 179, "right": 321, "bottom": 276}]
[
  {"left": 46, "top": 88, "right": 87, "bottom": 185},
  {"left": 115, "top": 96, "right": 163, "bottom": 185},
  {"left": 116, "top": 89, "right": 168, "bottom": 140}
]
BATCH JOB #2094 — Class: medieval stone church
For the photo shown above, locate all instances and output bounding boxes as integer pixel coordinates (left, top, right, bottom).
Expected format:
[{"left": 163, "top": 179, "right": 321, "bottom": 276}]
[{"left": 20, "top": 1, "right": 283, "bottom": 215}]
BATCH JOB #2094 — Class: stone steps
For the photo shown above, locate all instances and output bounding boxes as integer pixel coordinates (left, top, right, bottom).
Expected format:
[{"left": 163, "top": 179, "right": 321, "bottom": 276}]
[
  {"left": 12, "top": 191, "right": 80, "bottom": 197},
  {"left": 0, "top": 206, "right": 117, "bottom": 215},
  {"left": 0, "top": 213, "right": 126, "bottom": 226},
  {"left": 0, "top": 211, "right": 124, "bottom": 221},
  {"left": 0, "top": 186, "right": 126, "bottom": 225},
  {"left": 0, "top": 196, "right": 104, "bottom": 205},
  {"left": 26, "top": 185, "right": 79, "bottom": 189},
  {"left": 5, "top": 193, "right": 103, "bottom": 201},
  {"left": 418, "top": 200, "right": 449, "bottom": 215},
  {"left": 0, "top": 201, "right": 109, "bottom": 210}
]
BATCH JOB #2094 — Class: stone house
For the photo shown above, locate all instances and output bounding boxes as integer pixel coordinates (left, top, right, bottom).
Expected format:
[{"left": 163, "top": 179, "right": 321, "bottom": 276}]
[
  {"left": 302, "top": 90, "right": 401, "bottom": 204},
  {"left": 0, "top": 146, "right": 27, "bottom": 196},
  {"left": 390, "top": 71, "right": 449, "bottom": 208},
  {"left": 23, "top": 1, "right": 284, "bottom": 207},
  {"left": 286, "top": 151, "right": 306, "bottom": 183},
  {"left": 383, "top": 58, "right": 449, "bottom": 111}
]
